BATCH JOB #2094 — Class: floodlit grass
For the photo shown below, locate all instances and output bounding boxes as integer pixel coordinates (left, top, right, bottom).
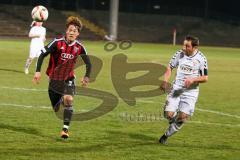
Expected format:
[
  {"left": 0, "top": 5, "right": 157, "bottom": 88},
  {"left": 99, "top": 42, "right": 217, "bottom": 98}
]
[{"left": 0, "top": 39, "right": 239, "bottom": 160}]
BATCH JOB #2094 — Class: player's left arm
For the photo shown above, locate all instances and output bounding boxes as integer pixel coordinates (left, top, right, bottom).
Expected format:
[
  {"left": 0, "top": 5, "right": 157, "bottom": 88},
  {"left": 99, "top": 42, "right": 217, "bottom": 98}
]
[
  {"left": 79, "top": 46, "right": 92, "bottom": 87},
  {"left": 185, "top": 55, "right": 208, "bottom": 88},
  {"left": 191, "top": 75, "right": 208, "bottom": 83},
  {"left": 185, "top": 75, "right": 208, "bottom": 88}
]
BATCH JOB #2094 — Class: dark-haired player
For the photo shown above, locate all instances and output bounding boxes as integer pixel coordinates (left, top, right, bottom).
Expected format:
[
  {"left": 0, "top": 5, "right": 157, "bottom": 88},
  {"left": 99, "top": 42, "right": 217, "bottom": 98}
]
[
  {"left": 33, "top": 16, "right": 92, "bottom": 139},
  {"left": 159, "top": 35, "right": 208, "bottom": 144}
]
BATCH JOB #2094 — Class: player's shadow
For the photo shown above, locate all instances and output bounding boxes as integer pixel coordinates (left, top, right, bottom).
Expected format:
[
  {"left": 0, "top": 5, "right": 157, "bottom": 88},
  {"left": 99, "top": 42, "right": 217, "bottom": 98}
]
[
  {"left": 106, "top": 130, "right": 239, "bottom": 151},
  {"left": 0, "top": 123, "right": 42, "bottom": 136},
  {"left": 0, "top": 68, "right": 29, "bottom": 74},
  {"left": 107, "top": 130, "right": 156, "bottom": 142},
  {"left": 10, "top": 130, "right": 159, "bottom": 155},
  {"left": 167, "top": 141, "right": 238, "bottom": 151}
]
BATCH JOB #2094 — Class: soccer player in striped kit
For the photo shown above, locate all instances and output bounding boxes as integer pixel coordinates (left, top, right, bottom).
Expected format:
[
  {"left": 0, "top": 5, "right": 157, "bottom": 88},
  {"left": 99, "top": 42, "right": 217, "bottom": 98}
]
[
  {"left": 159, "top": 35, "right": 208, "bottom": 144},
  {"left": 33, "top": 16, "right": 92, "bottom": 139}
]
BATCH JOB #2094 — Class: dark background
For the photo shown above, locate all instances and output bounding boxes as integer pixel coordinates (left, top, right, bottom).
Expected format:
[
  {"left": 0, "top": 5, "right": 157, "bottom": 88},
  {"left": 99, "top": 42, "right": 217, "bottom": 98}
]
[
  {"left": 0, "top": 0, "right": 239, "bottom": 46},
  {"left": 1, "top": 0, "right": 239, "bottom": 19}
]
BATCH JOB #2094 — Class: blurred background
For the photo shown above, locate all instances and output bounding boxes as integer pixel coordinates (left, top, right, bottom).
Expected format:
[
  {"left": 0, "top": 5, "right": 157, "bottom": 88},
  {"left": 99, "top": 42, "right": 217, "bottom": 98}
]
[{"left": 0, "top": 0, "right": 239, "bottom": 47}]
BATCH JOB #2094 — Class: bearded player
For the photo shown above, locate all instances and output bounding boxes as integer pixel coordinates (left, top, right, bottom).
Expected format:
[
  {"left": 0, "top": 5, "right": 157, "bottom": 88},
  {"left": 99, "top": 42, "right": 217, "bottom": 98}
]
[{"left": 159, "top": 35, "right": 208, "bottom": 144}]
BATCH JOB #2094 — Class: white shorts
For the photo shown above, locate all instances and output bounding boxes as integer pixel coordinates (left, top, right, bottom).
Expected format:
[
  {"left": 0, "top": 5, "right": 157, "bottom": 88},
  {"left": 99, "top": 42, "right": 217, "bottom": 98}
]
[
  {"left": 29, "top": 43, "right": 44, "bottom": 58},
  {"left": 164, "top": 89, "right": 199, "bottom": 116}
]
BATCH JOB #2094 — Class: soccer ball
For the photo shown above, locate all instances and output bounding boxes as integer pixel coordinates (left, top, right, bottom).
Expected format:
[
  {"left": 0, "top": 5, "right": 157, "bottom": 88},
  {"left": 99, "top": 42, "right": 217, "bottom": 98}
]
[{"left": 31, "top": 5, "right": 48, "bottom": 22}]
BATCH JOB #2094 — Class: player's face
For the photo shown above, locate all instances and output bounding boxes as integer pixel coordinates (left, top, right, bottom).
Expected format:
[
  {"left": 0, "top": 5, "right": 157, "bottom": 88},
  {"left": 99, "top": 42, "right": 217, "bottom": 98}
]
[
  {"left": 66, "top": 25, "right": 79, "bottom": 42},
  {"left": 184, "top": 40, "right": 196, "bottom": 56},
  {"left": 182, "top": 40, "right": 188, "bottom": 53}
]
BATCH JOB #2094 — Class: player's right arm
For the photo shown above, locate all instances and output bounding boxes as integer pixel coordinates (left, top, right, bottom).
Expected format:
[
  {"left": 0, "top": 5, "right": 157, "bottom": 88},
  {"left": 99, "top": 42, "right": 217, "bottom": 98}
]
[
  {"left": 28, "top": 27, "right": 41, "bottom": 38},
  {"left": 163, "top": 65, "right": 172, "bottom": 82},
  {"left": 161, "top": 65, "right": 172, "bottom": 92},
  {"left": 29, "top": 33, "right": 41, "bottom": 38},
  {"left": 161, "top": 50, "right": 181, "bottom": 91},
  {"left": 33, "top": 39, "right": 57, "bottom": 84}
]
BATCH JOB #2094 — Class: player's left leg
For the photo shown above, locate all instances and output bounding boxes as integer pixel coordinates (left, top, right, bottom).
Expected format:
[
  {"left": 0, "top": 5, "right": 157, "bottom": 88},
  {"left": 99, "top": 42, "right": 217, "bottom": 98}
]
[
  {"left": 159, "top": 111, "right": 190, "bottom": 145},
  {"left": 60, "top": 78, "right": 76, "bottom": 139},
  {"left": 61, "top": 95, "right": 74, "bottom": 139},
  {"left": 164, "top": 111, "right": 189, "bottom": 137},
  {"left": 48, "top": 85, "right": 73, "bottom": 139}
]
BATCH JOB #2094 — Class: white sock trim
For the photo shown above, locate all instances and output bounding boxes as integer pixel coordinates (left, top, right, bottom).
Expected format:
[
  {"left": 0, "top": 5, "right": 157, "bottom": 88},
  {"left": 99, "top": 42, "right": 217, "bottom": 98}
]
[{"left": 63, "top": 125, "right": 69, "bottom": 129}]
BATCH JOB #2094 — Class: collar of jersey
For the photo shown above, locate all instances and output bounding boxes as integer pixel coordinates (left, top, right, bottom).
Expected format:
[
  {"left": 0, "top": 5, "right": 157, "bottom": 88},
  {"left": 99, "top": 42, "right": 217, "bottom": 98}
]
[
  {"left": 63, "top": 36, "right": 77, "bottom": 46},
  {"left": 187, "top": 49, "right": 199, "bottom": 58}
]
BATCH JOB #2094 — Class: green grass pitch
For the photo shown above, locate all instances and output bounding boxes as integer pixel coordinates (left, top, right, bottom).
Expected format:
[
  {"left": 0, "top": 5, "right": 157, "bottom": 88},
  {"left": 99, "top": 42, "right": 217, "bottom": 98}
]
[{"left": 0, "top": 39, "right": 239, "bottom": 160}]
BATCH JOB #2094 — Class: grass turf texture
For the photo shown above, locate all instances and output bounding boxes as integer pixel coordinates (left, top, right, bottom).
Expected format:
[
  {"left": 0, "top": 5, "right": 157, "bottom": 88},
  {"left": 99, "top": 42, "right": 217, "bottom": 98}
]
[{"left": 0, "top": 39, "right": 239, "bottom": 160}]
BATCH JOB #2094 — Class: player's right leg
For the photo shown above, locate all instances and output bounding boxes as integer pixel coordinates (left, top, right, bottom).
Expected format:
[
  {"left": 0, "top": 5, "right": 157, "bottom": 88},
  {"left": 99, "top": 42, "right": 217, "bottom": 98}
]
[
  {"left": 25, "top": 44, "right": 40, "bottom": 74},
  {"left": 159, "top": 92, "right": 180, "bottom": 144},
  {"left": 24, "top": 58, "right": 33, "bottom": 74},
  {"left": 159, "top": 111, "right": 176, "bottom": 144}
]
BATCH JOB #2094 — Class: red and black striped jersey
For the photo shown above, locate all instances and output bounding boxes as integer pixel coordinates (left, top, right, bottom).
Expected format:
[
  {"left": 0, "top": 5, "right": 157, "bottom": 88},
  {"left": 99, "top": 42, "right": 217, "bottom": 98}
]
[{"left": 36, "top": 36, "right": 91, "bottom": 80}]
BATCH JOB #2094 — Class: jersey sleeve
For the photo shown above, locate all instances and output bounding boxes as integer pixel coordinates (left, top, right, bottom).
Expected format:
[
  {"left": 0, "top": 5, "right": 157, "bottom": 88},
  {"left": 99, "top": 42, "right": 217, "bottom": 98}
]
[
  {"left": 36, "top": 39, "right": 58, "bottom": 72},
  {"left": 42, "top": 38, "right": 58, "bottom": 55},
  {"left": 79, "top": 45, "right": 87, "bottom": 55},
  {"left": 199, "top": 56, "right": 208, "bottom": 76},
  {"left": 169, "top": 50, "right": 182, "bottom": 69},
  {"left": 79, "top": 45, "right": 91, "bottom": 78}
]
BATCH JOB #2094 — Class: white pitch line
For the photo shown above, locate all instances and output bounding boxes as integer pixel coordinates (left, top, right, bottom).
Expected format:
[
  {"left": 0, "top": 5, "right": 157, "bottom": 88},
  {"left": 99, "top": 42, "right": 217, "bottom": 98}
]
[
  {"left": 195, "top": 108, "right": 240, "bottom": 119},
  {"left": 0, "top": 103, "right": 51, "bottom": 109},
  {"left": 1, "top": 103, "right": 240, "bottom": 127},
  {"left": 0, "top": 103, "right": 91, "bottom": 112},
  {"left": 119, "top": 114, "right": 240, "bottom": 127},
  {"left": 1, "top": 86, "right": 240, "bottom": 119},
  {"left": 188, "top": 120, "right": 240, "bottom": 127},
  {"left": 0, "top": 103, "right": 33, "bottom": 108},
  {"left": 149, "top": 101, "right": 240, "bottom": 119},
  {"left": 0, "top": 86, "right": 47, "bottom": 92}
]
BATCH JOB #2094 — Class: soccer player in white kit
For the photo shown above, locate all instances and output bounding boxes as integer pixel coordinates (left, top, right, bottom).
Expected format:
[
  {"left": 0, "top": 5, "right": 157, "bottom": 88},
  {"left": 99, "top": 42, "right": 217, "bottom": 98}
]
[
  {"left": 24, "top": 21, "right": 46, "bottom": 74},
  {"left": 159, "top": 35, "right": 208, "bottom": 144}
]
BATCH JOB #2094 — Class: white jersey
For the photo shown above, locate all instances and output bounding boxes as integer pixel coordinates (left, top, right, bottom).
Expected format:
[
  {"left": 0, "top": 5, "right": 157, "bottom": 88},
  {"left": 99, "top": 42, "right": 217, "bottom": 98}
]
[
  {"left": 29, "top": 26, "right": 46, "bottom": 58},
  {"left": 169, "top": 49, "right": 208, "bottom": 91}
]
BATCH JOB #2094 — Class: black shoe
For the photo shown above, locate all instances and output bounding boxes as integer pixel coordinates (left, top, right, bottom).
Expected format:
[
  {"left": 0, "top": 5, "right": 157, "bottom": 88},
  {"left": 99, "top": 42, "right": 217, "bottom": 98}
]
[{"left": 159, "top": 134, "right": 168, "bottom": 145}]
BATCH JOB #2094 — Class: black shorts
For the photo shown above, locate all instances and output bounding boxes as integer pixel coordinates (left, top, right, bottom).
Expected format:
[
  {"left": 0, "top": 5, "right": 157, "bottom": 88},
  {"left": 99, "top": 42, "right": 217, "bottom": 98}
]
[{"left": 48, "top": 78, "right": 75, "bottom": 107}]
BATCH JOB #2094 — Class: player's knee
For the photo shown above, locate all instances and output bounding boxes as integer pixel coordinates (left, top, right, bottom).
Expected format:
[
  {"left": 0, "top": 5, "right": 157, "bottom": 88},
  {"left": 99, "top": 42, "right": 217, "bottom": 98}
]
[
  {"left": 28, "top": 58, "right": 33, "bottom": 62},
  {"left": 164, "top": 111, "right": 175, "bottom": 120},
  {"left": 64, "top": 95, "right": 73, "bottom": 106},
  {"left": 177, "top": 112, "right": 189, "bottom": 123}
]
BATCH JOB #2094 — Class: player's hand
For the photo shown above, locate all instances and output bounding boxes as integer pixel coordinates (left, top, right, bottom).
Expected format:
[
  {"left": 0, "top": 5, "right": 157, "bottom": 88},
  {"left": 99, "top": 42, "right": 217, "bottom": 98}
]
[
  {"left": 33, "top": 72, "right": 41, "bottom": 84},
  {"left": 184, "top": 77, "right": 194, "bottom": 88},
  {"left": 160, "top": 81, "right": 170, "bottom": 93},
  {"left": 81, "top": 77, "right": 89, "bottom": 87}
]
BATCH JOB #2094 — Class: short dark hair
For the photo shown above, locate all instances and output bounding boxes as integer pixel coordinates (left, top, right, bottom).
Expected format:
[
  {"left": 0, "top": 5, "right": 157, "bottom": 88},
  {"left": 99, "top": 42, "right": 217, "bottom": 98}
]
[{"left": 185, "top": 35, "right": 199, "bottom": 47}]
